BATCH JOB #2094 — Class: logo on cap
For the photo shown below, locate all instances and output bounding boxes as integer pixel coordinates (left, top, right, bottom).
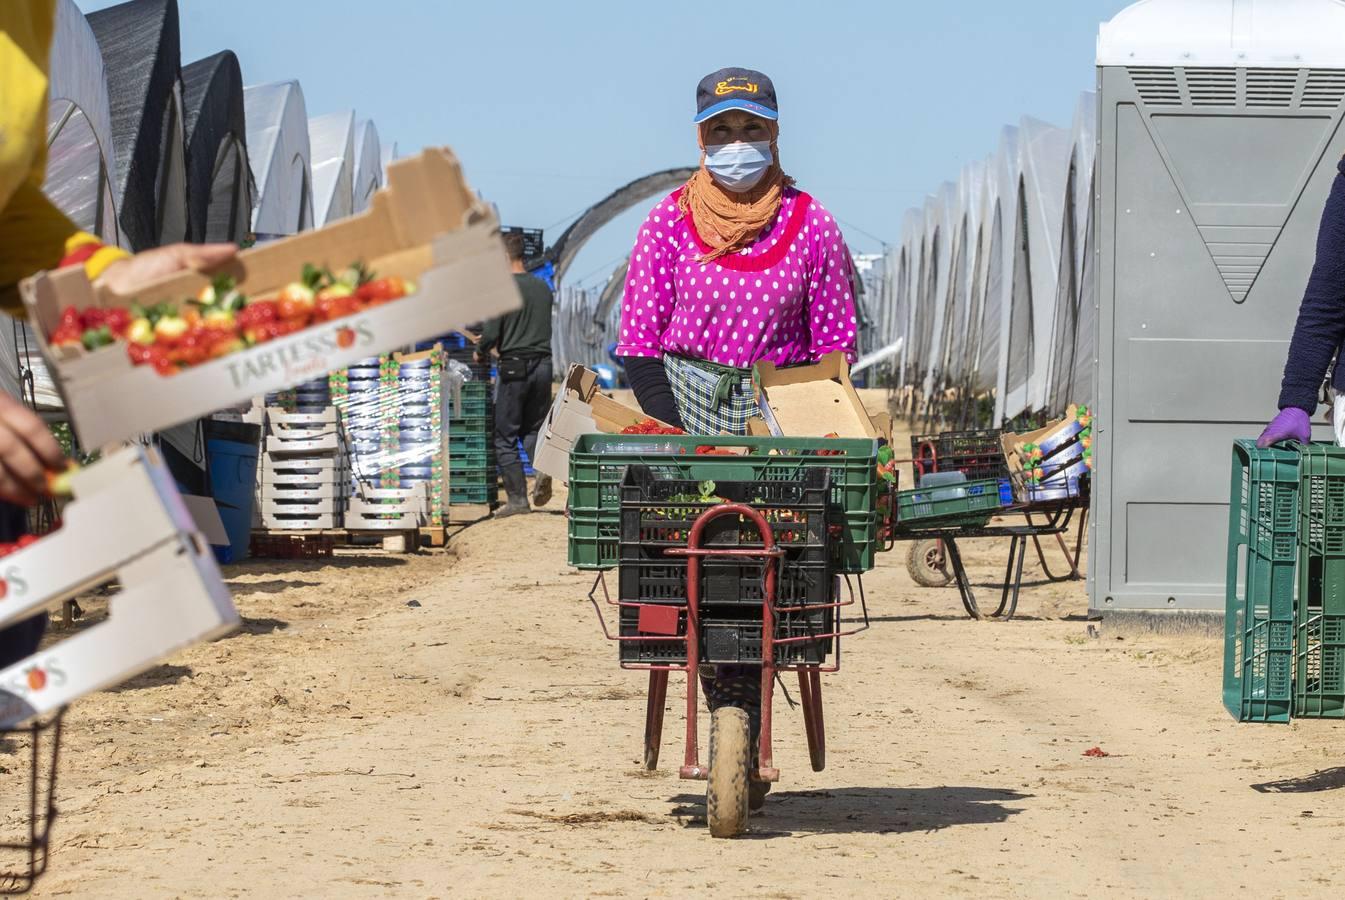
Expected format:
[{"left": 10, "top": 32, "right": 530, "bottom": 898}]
[{"left": 715, "top": 78, "right": 759, "bottom": 97}]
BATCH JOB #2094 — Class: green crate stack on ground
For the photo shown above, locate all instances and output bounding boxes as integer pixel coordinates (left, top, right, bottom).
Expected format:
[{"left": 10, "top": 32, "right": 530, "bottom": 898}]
[
  {"left": 1223, "top": 440, "right": 1345, "bottom": 722},
  {"left": 448, "top": 376, "right": 496, "bottom": 505},
  {"left": 1295, "top": 444, "right": 1345, "bottom": 718},
  {"left": 1223, "top": 440, "right": 1297, "bottom": 723}
]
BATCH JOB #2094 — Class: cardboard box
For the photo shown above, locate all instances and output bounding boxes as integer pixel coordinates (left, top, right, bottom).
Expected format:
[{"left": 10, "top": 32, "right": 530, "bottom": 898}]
[
  {"left": 533, "top": 364, "right": 671, "bottom": 484},
  {"left": 345, "top": 508, "right": 422, "bottom": 529},
  {"left": 179, "top": 494, "right": 231, "bottom": 547},
  {"left": 0, "top": 532, "right": 238, "bottom": 728},
  {"left": 260, "top": 497, "right": 345, "bottom": 516},
  {"left": 266, "top": 433, "right": 343, "bottom": 455},
  {"left": 259, "top": 483, "right": 342, "bottom": 501},
  {"left": 266, "top": 425, "right": 338, "bottom": 442},
  {"left": 754, "top": 352, "right": 878, "bottom": 439},
  {"left": 0, "top": 446, "right": 208, "bottom": 630},
  {"left": 1002, "top": 414, "right": 1088, "bottom": 498},
  {"left": 267, "top": 407, "right": 338, "bottom": 427},
  {"left": 260, "top": 470, "right": 348, "bottom": 487},
  {"left": 260, "top": 513, "right": 340, "bottom": 530},
  {"left": 261, "top": 456, "right": 344, "bottom": 476},
  {"left": 20, "top": 148, "right": 519, "bottom": 448}
]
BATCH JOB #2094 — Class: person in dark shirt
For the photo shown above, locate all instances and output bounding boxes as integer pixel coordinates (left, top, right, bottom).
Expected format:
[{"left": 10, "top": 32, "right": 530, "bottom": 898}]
[
  {"left": 477, "top": 232, "right": 555, "bottom": 516},
  {"left": 1261, "top": 157, "right": 1345, "bottom": 447}
]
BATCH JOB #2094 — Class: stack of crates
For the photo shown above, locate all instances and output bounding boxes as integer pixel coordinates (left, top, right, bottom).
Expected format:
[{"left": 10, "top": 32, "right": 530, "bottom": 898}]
[
  {"left": 439, "top": 333, "right": 496, "bottom": 505},
  {"left": 565, "top": 435, "right": 885, "bottom": 668},
  {"left": 1224, "top": 440, "right": 1345, "bottom": 722},
  {"left": 347, "top": 483, "right": 432, "bottom": 530},
  {"left": 256, "top": 404, "right": 349, "bottom": 530},
  {"left": 331, "top": 350, "right": 447, "bottom": 529},
  {"left": 615, "top": 465, "right": 836, "bottom": 666}
]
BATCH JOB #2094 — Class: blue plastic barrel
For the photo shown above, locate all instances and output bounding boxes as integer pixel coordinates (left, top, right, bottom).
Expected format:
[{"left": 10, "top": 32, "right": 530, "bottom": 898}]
[{"left": 205, "top": 422, "right": 261, "bottom": 564}]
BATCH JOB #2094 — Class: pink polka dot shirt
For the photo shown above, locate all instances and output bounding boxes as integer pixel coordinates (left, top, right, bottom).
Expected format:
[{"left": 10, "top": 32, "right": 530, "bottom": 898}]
[{"left": 615, "top": 186, "right": 859, "bottom": 369}]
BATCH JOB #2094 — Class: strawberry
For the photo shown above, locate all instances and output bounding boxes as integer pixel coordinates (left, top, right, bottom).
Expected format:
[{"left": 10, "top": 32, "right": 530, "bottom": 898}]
[
  {"left": 79, "top": 307, "right": 107, "bottom": 330},
  {"left": 50, "top": 324, "right": 83, "bottom": 348}
]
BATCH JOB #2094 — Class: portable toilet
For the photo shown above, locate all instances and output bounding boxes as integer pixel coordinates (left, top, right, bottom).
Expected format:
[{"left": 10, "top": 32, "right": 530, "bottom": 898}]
[{"left": 1091, "top": 0, "right": 1345, "bottom": 615}]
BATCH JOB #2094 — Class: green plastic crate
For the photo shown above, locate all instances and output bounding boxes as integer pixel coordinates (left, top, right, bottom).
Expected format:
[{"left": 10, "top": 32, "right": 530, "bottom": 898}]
[
  {"left": 449, "top": 485, "right": 495, "bottom": 504},
  {"left": 567, "top": 507, "right": 620, "bottom": 568},
  {"left": 448, "top": 432, "right": 490, "bottom": 453},
  {"left": 895, "top": 478, "right": 1011, "bottom": 524},
  {"left": 449, "top": 467, "right": 493, "bottom": 486},
  {"left": 447, "top": 415, "right": 490, "bottom": 433},
  {"left": 450, "top": 450, "right": 494, "bottom": 470},
  {"left": 450, "top": 396, "right": 491, "bottom": 418},
  {"left": 565, "top": 434, "right": 879, "bottom": 573},
  {"left": 1223, "top": 440, "right": 1297, "bottom": 723},
  {"left": 1296, "top": 443, "right": 1345, "bottom": 718}
]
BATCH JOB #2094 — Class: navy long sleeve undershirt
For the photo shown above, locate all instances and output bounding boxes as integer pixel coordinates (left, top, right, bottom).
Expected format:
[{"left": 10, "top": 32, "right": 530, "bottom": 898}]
[{"left": 1278, "top": 157, "right": 1345, "bottom": 413}]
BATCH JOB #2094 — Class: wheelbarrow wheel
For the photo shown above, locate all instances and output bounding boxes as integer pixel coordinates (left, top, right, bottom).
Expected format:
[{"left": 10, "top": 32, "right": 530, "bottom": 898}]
[
  {"left": 706, "top": 707, "right": 750, "bottom": 838},
  {"left": 907, "top": 538, "right": 954, "bottom": 588}
]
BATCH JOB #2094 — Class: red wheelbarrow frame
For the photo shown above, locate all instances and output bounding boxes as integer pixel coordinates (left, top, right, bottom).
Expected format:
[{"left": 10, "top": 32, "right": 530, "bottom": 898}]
[{"left": 588, "top": 501, "right": 870, "bottom": 784}]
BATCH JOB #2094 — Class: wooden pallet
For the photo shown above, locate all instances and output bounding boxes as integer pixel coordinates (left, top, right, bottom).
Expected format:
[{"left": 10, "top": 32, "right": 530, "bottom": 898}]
[{"left": 249, "top": 527, "right": 421, "bottom": 556}]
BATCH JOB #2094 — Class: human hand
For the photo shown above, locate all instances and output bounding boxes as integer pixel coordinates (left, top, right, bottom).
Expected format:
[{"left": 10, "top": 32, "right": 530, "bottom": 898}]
[
  {"left": 0, "top": 393, "right": 65, "bottom": 505},
  {"left": 1256, "top": 407, "right": 1312, "bottom": 448},
  {"left": 96, "top": 243, "right": 237, "bottom": 296}
]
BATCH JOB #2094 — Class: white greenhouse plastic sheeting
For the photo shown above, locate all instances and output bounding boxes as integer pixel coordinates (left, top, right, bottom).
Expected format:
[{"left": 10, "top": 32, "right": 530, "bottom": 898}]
[
  {"left": 308, "top": 111, "right": 355, "bottom": 227},
  {"left": 884, "top": 96, "right": 1096, "bottom": 427},
  {"left": 87, "top": 0, "right": 188, "bottom": 250},
  {"left": 351, "top": 119, "right": 382, "bottom": 214},
  {"left": 43, "top": 0, "right": 121, "bottom": 248},
  {"left": 379, "top": 141, "right": 399, "bottom": 187},
  {"left": 245, "top": 81, "right": 314, "bottom": 238}
]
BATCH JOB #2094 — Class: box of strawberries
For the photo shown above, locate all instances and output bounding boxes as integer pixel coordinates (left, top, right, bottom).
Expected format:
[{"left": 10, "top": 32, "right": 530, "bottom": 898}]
[{"left": 20, "top": 148, "right": 519, "bottom": 447}]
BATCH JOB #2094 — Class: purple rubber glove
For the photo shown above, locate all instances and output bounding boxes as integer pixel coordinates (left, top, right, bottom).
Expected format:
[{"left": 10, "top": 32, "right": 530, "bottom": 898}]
[{"left": 1257, "top": 408, "right": 1311, "bottom": 448}]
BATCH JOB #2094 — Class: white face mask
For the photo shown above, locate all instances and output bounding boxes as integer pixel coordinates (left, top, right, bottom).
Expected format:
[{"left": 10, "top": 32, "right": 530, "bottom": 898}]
[{"left": 703, "top": 141, "right": 773, "bottom": 192}]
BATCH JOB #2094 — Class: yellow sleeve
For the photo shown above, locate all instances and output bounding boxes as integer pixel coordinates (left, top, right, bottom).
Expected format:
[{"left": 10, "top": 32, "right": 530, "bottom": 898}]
[
  {"left": 0, "top": 181, "right": 75, "bottom": 316},
  {"left": 0, "top": 0, "right": 83, "bottom": 317}
]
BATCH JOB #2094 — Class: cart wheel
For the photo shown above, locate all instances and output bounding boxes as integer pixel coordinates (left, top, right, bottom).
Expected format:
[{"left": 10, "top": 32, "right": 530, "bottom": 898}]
[
  {"left": 706, "top": 707, "right": 751, "bottom": 838},
  {"left": 907, "top": 539, "right": 954, "bottom": 588}
]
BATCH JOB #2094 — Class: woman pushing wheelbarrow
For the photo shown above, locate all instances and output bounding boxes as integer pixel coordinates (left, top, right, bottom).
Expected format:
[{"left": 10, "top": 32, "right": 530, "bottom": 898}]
[{"left": 601, "top": 66, "right": 867, "bottom": 836}]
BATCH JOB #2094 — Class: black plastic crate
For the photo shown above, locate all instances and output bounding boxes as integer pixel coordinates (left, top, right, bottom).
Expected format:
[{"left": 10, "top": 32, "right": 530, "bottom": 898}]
[
  {"left": 617, "top": 465, "right": 828, "bottom": 562},
  {"left": 618, "top": 558, "right": 833, "bottom": 611},
  {"left": 618, "top": 607, "right": 833, "bottom": 666},
  {"left": 911, "top": 429, "right": 1009, "bottom": 481}
]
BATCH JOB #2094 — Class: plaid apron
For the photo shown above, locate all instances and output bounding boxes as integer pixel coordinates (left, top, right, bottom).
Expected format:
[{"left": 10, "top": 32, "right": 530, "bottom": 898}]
[
  {"left": 663, "top": 354, "right": 755, "bottom": 437},
  {"left": 661, "top": 353, "right": 763, "bottom": 745}
]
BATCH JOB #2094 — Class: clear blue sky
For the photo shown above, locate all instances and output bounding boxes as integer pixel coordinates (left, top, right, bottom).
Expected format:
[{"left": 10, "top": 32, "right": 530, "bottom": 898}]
[{"left": 77, "top": 0, "right": 1132, "bottom": 289}]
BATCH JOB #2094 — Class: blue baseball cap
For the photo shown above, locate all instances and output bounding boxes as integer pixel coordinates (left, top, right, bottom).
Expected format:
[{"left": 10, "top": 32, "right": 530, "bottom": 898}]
[{"left": 693, "top": 67, "right": 779, "bottom": 124}]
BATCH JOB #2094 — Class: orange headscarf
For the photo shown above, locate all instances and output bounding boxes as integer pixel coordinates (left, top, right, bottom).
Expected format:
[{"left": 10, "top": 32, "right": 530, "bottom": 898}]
[{"left": 678, "top": 124, "right": 795, "bottom": 263}]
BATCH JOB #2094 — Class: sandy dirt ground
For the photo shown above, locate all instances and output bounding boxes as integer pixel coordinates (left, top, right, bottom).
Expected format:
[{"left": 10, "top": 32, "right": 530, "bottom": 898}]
[{"left": 10, "top": 412, "right": 1345, "bottom": 898}]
